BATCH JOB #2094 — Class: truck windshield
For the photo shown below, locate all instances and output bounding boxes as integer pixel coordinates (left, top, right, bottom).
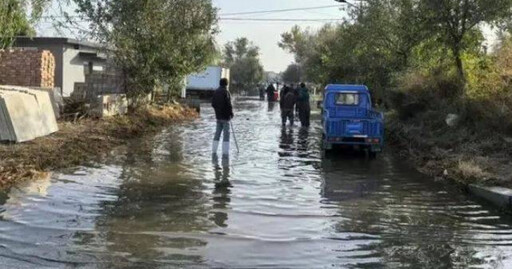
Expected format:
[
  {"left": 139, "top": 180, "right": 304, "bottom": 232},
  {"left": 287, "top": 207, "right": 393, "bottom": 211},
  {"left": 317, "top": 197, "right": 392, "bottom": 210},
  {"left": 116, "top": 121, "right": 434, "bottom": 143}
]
[{"left": 335, "top": 93, "right": 359, "bottom": 105}]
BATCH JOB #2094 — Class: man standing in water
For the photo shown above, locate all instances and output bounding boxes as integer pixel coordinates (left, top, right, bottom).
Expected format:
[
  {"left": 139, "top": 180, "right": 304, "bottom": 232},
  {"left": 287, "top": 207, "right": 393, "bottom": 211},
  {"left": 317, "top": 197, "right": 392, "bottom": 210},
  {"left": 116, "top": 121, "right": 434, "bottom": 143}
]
[
  {"left": 297, "top": 82, "right": 311, "bottom": 127},
  {"left": 212, "top": 78, "right": 234, "bottom": 157},
  {"left": 266, "top": 83, "right": 276, "bottom": 102},
  {"left": 280, "top": 87, "right": 297, "bottom": 126}
]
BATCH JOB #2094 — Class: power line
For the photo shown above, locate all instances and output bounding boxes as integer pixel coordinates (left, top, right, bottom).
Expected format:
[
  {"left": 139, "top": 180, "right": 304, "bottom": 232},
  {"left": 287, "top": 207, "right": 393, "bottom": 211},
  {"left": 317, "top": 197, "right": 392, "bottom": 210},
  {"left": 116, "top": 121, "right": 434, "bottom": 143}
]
[
  {"left": 39, "top": 17, "right": 343, "bottom": 23},
  {"left": 38, "top": 5, "right": 345, "bottom": 21},
  {"left": 219, "top": 18, "right": 343, "bottom": 22},
  {"left": 219, "top": 5, "right": 342, "bottom": 16}
]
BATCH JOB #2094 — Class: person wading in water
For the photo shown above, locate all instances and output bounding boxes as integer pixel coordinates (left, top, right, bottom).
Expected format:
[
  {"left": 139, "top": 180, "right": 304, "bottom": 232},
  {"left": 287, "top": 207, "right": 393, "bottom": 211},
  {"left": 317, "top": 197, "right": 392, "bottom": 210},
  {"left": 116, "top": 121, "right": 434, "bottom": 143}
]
[
  {"left": 280, "top": 86, "right": 297, "bottom": 126},
  {"left": 297, "top": 82, "right": 311, "bottom": 127},
  {"left": 211, "top": 78, "right": 234, "bottom": 157},
  {"left": 266, "top": 83, "right": 276, "bottom": 102}
]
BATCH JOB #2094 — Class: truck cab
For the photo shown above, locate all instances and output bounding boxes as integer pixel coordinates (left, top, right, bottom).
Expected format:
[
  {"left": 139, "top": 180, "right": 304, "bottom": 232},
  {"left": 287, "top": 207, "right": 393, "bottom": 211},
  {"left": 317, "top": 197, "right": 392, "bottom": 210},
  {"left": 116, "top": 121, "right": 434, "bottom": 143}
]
[{"left": 322, "top": 84, "right": 384, "bottom": 157}]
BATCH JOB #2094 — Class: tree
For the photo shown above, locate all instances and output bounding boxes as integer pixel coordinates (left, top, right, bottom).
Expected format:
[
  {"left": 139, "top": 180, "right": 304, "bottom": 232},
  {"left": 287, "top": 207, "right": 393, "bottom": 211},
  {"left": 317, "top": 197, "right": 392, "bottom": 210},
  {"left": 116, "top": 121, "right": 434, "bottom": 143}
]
[
  {"left": 281, "top": 63, "right": 303, "bottom": 83},
  {"left": 0, "top": 0, "right": 50, "bottom": 48},
  {"left": 354, "top": 0, "right": 431, "bottom": 67},
  {"left": 423, "top": 0, "right": 512, "bottom": 81},
  {"left": 74, "top": 0, "right": 218, "bottom": 99},
  {"left": 223, "top": 37, "right": 264, "bottom": 92}
]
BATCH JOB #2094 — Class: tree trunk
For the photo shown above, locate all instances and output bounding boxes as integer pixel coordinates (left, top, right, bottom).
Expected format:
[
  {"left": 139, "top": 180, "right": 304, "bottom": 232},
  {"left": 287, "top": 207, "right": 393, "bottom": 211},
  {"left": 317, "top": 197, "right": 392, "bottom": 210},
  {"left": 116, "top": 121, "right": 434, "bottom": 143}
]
[{"left": 453, "top": 46, "right": 465, "bottom": 82}]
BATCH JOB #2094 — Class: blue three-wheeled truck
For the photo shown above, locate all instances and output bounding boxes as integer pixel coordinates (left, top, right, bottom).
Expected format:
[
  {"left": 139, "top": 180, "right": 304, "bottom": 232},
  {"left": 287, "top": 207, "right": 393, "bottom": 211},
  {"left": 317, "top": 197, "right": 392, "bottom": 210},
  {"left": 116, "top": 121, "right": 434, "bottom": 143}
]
[{"left": 321, "top": 84, "right": 384, "bottom": 158}]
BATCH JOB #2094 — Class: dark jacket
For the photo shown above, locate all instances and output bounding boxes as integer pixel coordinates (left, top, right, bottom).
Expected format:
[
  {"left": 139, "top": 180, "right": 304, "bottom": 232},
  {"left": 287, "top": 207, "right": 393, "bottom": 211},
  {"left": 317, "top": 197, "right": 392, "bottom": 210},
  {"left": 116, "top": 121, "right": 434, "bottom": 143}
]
[
  {"left": 298, "top": 87, "right": 310, "bottom": 103},
  {"left": 212, "top": 86, "right": 234, "bottom": 121},
  {"left": 281, "top": 91, "right": 297, "bottom": 111},
  {"left": 279, "top": 86, "right": 289, "bottom": 108},
  {"left": 266, "top": 84, "right": 275, "bottom": 95}
]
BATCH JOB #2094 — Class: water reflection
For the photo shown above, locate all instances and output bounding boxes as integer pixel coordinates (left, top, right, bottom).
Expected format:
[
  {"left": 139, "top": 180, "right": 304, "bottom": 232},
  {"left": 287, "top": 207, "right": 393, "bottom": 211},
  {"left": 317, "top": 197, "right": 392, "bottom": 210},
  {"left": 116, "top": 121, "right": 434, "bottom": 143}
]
[
  {"left": 279, "top": 127, "right": 294, "bottom": 151},
  {"left": 93, "top": 131, "right": 211, "bottom": 266},
  {"left": 267, "top": 101, "right": 276, "bottom": 112},
  {"left": 211, "top": 155, "right": 231, "bottom": 228},
  {"left": 0, "top": 100, "right": 511, "bottom": 268},
  {"left": 297, "top": 127, "right": 309, "bottom": 154},
  {"left": 320, "top": 154, "right": 507, "bottom": 268}
]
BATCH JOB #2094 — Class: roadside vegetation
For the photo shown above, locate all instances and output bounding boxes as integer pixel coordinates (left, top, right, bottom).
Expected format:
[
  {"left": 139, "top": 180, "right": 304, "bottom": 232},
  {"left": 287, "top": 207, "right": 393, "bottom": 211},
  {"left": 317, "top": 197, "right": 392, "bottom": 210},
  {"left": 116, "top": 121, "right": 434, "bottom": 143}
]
[
  {"left": 280, "top": 0, "right": 512, "bottom": 186},
  {"left": 0, "top": 105, "right": 198, "bottom": 188}
]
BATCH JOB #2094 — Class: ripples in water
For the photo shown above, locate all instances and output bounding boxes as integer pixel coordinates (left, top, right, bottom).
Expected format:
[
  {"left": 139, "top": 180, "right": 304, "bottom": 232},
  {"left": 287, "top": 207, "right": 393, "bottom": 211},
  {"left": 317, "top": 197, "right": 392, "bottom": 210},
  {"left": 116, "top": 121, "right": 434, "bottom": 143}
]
[{"left": 0, "top": 99, "right": 511, "bottom": 268}]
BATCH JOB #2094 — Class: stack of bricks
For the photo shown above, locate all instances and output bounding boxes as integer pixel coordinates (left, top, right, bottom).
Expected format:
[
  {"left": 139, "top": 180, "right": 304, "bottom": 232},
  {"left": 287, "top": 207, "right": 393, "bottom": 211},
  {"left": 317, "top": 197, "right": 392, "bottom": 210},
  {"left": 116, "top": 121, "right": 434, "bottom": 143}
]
[{"left": 0, "top": 49, "right": 55, "bottom": 88}]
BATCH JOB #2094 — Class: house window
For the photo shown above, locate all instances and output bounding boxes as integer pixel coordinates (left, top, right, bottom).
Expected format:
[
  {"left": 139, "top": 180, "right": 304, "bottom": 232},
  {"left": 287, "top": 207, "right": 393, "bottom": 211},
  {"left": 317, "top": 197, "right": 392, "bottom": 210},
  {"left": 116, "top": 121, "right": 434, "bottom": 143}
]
[
  {"left": 84, "top": 62, "right": 93, "bottom": 74},
  {"left": 336, "top": 93, "right": 360, "bottom": 105}
]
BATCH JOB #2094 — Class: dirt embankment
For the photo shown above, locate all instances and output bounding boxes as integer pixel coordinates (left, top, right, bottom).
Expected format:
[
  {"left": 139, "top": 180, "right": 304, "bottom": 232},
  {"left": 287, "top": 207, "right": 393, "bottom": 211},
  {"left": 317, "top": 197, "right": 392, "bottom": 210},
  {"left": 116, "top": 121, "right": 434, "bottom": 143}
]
[
  {"left": 0, "top": 104, "right": 198, "bottom": 189},
  {"left": 386, "top": 112, "right": 512, "bottom": 188}
]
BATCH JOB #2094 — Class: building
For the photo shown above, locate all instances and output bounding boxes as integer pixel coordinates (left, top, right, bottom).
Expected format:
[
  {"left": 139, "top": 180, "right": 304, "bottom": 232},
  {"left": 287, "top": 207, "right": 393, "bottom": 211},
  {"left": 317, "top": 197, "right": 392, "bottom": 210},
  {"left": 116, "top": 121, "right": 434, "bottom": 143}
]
[{"left": 14, "top": 37, "right": 107, "bottom": 97}]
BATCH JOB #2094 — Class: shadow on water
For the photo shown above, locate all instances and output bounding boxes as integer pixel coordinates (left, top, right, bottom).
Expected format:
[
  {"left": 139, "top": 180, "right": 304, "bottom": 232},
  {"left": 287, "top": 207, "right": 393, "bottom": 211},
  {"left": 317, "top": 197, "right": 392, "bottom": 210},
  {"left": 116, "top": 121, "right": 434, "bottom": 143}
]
[
  {"left": 0, "top": 99, "right": 511, "bottom": 268},
  {"left": 211, "top": 155, "right": 232, "bottom": 228}
]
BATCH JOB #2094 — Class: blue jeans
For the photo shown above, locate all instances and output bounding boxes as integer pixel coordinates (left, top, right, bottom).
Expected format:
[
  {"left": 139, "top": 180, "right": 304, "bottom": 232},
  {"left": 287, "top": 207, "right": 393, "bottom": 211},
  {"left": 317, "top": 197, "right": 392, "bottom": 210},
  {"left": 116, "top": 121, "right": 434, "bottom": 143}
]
[{"left": 214, "top": 120, "right": 230, "bottom": 142}]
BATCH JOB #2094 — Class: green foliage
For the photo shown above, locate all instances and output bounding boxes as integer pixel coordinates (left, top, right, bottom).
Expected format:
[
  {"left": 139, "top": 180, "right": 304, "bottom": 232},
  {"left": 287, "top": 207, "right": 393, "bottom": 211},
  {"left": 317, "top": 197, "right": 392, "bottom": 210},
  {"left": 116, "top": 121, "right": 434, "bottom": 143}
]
[
  {"left": 281, "top": 64, "right": 302, "bottom": 83},
  {"left": 281, "top": 0, "right": 512, "bottom": 100},
  {"left": 421, "top": 0, "right": 512, "bottom": 81},
  {"left": 463, "top": 38, "right": 512, "bottom": 132},
  {"left": 223, "top": 37, "right": 264, "bottom": 92},
  {"left": 74, "top": 0, "right": 218, "bottom": 98},
  {"left": 0, "top": 0, "right": 50, "bottom": 49}
]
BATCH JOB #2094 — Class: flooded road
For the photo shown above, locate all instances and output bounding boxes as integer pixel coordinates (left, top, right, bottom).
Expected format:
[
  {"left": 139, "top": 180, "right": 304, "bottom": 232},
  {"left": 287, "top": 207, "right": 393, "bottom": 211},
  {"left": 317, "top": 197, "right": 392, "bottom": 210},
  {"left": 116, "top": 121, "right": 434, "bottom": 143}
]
[{"left": 1, "top": 99, "right": 512, "bottom": 268}]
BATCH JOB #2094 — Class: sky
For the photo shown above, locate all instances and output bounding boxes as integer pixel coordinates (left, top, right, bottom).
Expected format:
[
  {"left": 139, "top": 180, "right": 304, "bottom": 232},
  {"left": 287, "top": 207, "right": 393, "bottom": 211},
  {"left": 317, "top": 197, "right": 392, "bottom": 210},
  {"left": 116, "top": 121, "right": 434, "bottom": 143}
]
[
  {"left": 212, "top": 0, "right": 349, "bottom": 72},
  {"left": 36, "top": 0, "right": 496, "bottom": 73}
]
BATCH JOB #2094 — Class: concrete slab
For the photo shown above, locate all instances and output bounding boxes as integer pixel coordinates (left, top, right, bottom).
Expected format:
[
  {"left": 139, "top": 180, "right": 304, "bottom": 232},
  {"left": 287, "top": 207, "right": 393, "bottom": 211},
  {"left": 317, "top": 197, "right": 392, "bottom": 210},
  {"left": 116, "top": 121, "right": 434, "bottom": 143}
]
[
  {"left": 0, "top": 90, "right": 42, "bottom": 142},
  {"left": 29, "top": 87, "right": 62, "bottom": 120},
  {"left": 0, "top": 95, "right": 15, "bottom": 141},
  {"left": 468, "top": 184, "right": 512, "bottom": 209},
  {"left": 0, "top": 86, "right": 59, "bottom": 143}
]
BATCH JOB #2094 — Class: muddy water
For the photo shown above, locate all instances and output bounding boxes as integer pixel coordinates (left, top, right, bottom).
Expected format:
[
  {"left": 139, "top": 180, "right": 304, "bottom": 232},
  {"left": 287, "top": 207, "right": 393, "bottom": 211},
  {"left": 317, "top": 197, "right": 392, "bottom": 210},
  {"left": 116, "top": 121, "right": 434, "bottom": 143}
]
[{"left": 1, "top": 99, "right": 512, "bottom": 268}]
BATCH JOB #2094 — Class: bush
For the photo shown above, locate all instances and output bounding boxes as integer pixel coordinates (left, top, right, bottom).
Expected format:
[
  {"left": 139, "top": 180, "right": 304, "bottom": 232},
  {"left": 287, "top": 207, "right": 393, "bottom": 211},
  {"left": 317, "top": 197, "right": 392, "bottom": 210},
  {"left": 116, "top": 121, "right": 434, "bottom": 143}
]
[
  {"left": 390, "top": 68, "right": 463, "bottom": 120},
  {"left": 463, "top": 39, "right": 512, "bottom": 134}
]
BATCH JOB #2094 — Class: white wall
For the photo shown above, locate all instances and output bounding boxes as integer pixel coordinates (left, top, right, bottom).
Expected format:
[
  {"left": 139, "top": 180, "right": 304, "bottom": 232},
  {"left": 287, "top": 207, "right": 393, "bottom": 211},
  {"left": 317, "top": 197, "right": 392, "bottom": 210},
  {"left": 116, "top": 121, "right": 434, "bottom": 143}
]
[
  {"left": 61, "top": 47, "right": 105, "bottom": 97},
  {"left": 61, "top": 48, "right": 85, "bottom": 97}
]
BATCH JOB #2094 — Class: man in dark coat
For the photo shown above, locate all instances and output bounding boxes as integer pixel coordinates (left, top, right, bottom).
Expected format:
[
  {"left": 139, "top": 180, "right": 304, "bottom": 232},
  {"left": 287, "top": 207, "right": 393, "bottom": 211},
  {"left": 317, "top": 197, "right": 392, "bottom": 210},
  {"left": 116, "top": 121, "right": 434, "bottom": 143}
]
[
  {"left": 266, "top": 83, "right": 276, "bottom": 102},
  {"left": 279, "top": 84, "right": 289, "bottom": 108},
  {"left": 280, "top": 87, "right": 297, "bottom": 126},
  {"left": 297, "top": 82, "right": 311, "bottom": 127},
  {"left": 212, "top": 78, "right": 234, "bottom": 157}
]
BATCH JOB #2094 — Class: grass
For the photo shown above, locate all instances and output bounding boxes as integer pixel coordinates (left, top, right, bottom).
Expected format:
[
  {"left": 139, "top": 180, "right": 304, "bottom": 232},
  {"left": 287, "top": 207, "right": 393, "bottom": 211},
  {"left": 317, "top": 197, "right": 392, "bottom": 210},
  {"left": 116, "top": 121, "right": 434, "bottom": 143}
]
[
  {"left": 456, "top": 160, "right": 488, "bottom": 182},
  {"left": 0, "top": 104, "right": 198, "bottom": 189},
  {"left": 386, "top": 110, "right": 512, "bottom": 187}
]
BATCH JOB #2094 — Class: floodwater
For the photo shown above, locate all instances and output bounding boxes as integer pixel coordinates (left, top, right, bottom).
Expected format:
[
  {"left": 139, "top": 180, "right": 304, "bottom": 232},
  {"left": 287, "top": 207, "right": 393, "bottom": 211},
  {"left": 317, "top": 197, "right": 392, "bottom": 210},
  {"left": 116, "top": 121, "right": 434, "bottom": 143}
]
[{"left": 1, "top": 99, "right": 512, "bottom": 268}]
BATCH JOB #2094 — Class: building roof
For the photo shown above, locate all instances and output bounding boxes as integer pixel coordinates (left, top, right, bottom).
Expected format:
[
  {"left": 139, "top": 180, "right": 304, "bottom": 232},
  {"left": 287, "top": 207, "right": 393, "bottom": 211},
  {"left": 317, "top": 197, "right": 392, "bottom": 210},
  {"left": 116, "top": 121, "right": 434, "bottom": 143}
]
[
  {"left": 325, "top": 84, "right": 369, "bottom": 93},
  {"left": 14, "top": 37, "right": 103, "bottom": 49}
]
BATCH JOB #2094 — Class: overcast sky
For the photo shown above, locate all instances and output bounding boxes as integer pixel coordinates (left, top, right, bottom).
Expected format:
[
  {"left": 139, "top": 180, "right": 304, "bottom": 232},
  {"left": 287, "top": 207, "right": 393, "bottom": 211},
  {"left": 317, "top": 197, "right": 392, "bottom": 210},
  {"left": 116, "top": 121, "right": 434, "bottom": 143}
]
[{"left": 212, "top": 0, "right": 349, "bottom": 72}]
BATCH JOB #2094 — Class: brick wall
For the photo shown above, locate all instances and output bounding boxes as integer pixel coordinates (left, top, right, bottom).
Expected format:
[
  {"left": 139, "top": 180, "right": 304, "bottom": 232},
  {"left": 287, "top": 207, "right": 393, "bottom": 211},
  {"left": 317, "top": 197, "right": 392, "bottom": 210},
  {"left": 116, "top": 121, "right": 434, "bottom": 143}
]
[{"left": 0, "top": 49, "right": 55, "bottom": 88}]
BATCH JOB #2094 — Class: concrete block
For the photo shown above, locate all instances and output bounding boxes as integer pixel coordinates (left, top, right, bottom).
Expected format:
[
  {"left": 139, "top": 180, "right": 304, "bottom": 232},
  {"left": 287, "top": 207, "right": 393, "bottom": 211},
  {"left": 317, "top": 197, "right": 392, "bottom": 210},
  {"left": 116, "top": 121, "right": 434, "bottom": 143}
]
[
  {"left": 0, "top": 85, "right": 59, "bottom": 143},
  {"left": 468, "top": 184, "right": 512, "bottom": 209},
  {"left": 90, "top": 94, "right": 128, "bottom": 118}
]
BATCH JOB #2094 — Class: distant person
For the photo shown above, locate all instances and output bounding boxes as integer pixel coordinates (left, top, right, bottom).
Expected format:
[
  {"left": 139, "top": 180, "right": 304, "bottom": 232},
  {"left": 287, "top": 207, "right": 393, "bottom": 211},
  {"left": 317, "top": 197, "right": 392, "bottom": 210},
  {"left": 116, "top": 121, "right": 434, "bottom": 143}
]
[
  {"left": 212, "top": 78, "right": 234, "bottom": 157},
  {"left": 266, "top": 83, "right": 276, "bottom": 102},
  {"left": 297, "top": 82, "right": 311, "bottom": 127},
  {"left": 279, "top": 84, "right": 289, "bottom": 108},
  {"left": 281, "top": 87, "right": 297, "bottom": 126},
  {"left": 259, "top": 85, "right": 265, "bottom": 100}
]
